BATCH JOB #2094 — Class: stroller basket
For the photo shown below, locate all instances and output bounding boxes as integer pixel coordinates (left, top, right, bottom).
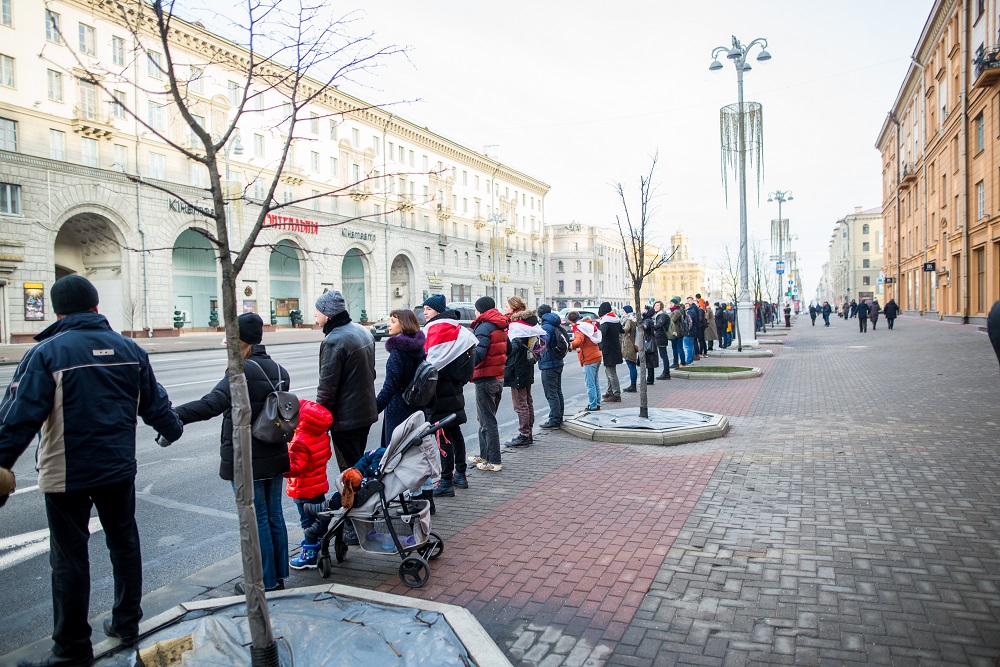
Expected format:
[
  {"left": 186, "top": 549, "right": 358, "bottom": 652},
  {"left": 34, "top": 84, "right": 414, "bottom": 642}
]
[{"left": 351, "top": 499, "right": 431, "bottom": 555}]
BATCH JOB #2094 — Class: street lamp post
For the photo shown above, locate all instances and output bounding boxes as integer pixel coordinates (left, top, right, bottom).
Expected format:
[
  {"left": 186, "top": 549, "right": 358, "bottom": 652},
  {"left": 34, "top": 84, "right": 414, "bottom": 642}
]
[
  {"left": 710, "top": 35, "right": 771, "bottom": 349},
  {"left": 768, "top": 189, "right": 792, "bottom": 319}
]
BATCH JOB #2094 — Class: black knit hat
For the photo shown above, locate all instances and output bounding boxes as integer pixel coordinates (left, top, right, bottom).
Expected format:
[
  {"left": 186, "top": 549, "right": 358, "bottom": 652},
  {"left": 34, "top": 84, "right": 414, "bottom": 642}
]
[
  {"left": 598, "top": 301, "right": 612, "bottom": 317},
  {"left": 51, "top": 275, "right": 99, "bottom": 315},
  {"left": 238, "top": 312, "right": 263, "bottom": 345},
  {"left": 422, "top": 294, "right": 447, "bottom": 314},
  {"left": 475, "top": 296, "right": 495, "bottom": 313},
  {"left": 537, "top": 303, "right": 552, "bottom": 316}
]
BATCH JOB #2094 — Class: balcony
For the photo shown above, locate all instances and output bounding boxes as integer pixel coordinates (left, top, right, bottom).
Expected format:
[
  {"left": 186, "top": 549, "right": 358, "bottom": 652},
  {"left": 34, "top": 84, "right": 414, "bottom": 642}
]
[
  {"left": 473, "top": 215, "right": 487, "bottom": 229},
  {"left": 396, "top": 194, "right": 414, "bottom": 211},
  {"left": 437, "top": 233, "right": 449, "bottom": 246},
  {"left": 71, "top": 106, "right": 115, "bottom": 139},
  {"left": 282, "top": 164, "right": 305, "bottom": 186},
  {"left": 900, "top": 162, "right": 917, "bottom": 187},
  {"left": 973, "top": 45, "right": 1000, "bottom": 89},
  {"left": 436, "top": 203, "right": 452, "bottom": 221},
  {"left": 475, "top": 241, "right": 485, "bottom": 252}
]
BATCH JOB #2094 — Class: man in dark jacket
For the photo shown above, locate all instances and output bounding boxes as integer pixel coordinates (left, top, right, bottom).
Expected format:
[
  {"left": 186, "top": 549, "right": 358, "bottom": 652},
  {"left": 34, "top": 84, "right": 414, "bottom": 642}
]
[
  {"left": 652, "top": 301, "right": 671, "bottom": 379},
  {"left": 315, "top": 289, "right": 377, "bottom": 470},
  {"left": 821, "top": 301, "right": 832, "bottom": 326},
  {"left": 856, "top": 298, "right": 871, "bottom": 333},
  {"left": 422, "top": 294, "right": 475, "bottom": 496},
  {"left": 537, "top": 304, "right": 565, "bottom": 428},
  {"left": 469, "top": 297, "right": 508, "bottom": 472},
  {"left": 883, "top": 298, "right": 899, "bottom": 329},
  {"left": 870, "top": 298, "right": 881, "bottom": 330},
  {"left": 0, "top": 276, "right": 183, "bottom": 667},
  {"left": 597, "top": 302, "right": 623, "bottom": 402}
]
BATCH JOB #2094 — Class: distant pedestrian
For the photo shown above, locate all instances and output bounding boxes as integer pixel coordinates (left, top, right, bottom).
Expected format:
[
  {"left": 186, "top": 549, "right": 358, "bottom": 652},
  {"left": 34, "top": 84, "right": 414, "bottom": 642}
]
[
  {"left": 176, "top": 312, "right": 291, "bottom": 594},
  {"left": 849, "top": 299, "right": 858, "bottom": 318},
  {"left": 684, "top": 297, "right": 698, "bottom": 364},
  {"left": 821, "top": 301, "right": 832, "bottom": 326},
  {"left": 856, "top": 298, "right": 870, "bottom": 333},
  {"left": 598, "top": 302, "right": 624, "bottom": 403},
  {"left": 504, "top": 297, "right": 545, "bottom": 447},
  {"left": 870, "top": 298, "right": 881, "bottom": 330},
  {"left": 423, "top": 295, "right": 477, "bottom": 493},
  {"left": 0, "top": 276, "right": 183, "bottom": 665},
  {"left": 641, "top": 306, "right": 660, "bottom": 384},
  {"left": 713, "top": 303, "right": 727, "bottom": 349},
  {"left": 783, "top": 304, "right": 792, "bottom": 327},
  {"left": 809, "top": 304, "right": 817, "bottom": 326},
  {"left": 620, "top": 305, "right": 639, "bottom": 392},
  {"left": 469, "top": 297, "right": 508, "bottom": 472},
  {"left": 668, "top": 297, "right": 685, "bottom": 366},
  {"left": 653, "top": 300, "right": 672, "bottom": 379},
  {"left": 704, "top": 305, "right": 718, "bottom": 351},
  {"left": 537, "top": 304, "right": 567, "bottom": 426},
  {"left": 883, "top": 298, "right": 899, "bottom": 329},
  {"left": 569, "top": 311, "right": 603, "bottom": 410}
]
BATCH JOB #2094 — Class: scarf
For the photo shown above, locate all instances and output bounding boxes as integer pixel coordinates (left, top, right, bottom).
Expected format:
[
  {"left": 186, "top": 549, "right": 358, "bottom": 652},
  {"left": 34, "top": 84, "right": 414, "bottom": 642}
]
[
  {"left": 424, "top": 317, "right": 477, "bottom": 370},
  {"left": 572, "top": 320, "right": 602, "bottom": 344},
  {"left": 508, "top": 320, "right": 547, "bottom": 340}
]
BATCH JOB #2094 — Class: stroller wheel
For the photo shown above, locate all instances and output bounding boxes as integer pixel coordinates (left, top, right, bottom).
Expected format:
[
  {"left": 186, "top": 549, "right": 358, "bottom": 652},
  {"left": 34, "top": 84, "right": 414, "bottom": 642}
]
[
  {"left": 399, "top": 555, "right": 430, "bottom": 588},
  {"left": 334, "top": 536, "right": 348, "bottom": 564},
  {"left": 423, "top": 532, "right": 444, "bottom": 561},
  {"left": 317, "top": 555, "right": 332, "bottom": 579}
]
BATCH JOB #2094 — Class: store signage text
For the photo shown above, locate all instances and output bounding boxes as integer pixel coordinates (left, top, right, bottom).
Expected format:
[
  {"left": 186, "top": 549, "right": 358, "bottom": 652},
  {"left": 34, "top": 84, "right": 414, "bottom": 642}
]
[
  {"left": 341, "top": 229, "right": 376, "bottom": 242},
  {"left": 168, "top": 198, "right": 212, "bottom": 216},
  {"left": 264, "top": 213, "right": 319, "bottom": 235}
]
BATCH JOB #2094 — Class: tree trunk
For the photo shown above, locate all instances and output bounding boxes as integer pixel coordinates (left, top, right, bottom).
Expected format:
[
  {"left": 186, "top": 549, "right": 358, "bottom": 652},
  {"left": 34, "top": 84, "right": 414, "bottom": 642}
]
[{"left": 635, "top": 294, "right": 648, "bottom": 419}]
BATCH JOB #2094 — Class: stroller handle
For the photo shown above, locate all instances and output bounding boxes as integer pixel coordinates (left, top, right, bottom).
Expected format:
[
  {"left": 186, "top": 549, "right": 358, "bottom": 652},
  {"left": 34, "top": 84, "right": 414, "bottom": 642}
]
[{"left": 431, "top": 413, "right": 456, "bottom": 430}]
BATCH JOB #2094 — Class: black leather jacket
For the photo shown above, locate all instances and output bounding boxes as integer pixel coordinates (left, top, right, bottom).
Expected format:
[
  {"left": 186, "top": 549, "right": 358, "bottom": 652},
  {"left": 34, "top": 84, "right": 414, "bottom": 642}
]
[{"left": 316, "top": 312, "right": 378, "bottom": 432}]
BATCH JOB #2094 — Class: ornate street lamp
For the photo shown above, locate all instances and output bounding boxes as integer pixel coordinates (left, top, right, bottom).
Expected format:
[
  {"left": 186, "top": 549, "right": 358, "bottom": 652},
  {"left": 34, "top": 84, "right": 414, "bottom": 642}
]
[
  {"left": 768, "top": 189, "right": 792, "bottom": 313},
  {"left": 710, "top": 35, "right": 771, "bottom": 349}
]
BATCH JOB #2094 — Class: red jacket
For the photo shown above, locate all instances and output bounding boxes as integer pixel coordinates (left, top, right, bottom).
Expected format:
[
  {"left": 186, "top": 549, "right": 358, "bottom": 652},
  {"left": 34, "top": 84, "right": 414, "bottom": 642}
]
[
  {"left": 471, "top": 308, "right": 508, "bottom": 382},
  {"left": 285, "top": 399, "right": 333, "bottom": 499}
]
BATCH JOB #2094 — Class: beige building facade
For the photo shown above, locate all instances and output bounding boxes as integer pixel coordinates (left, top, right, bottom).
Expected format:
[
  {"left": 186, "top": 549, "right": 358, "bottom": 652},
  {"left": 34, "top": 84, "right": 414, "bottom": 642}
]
[
  {"left": 545, "top": 222, "right": 628, "bottom": 310},
  {"left": 818, "top": 207, "right": 885, "bottom": 309},
  {"left": 651, "top": 232, "right": 707, "bottom": 302},
  {"left": 0, "top": 0, "right": 548, "bottom": 342}
]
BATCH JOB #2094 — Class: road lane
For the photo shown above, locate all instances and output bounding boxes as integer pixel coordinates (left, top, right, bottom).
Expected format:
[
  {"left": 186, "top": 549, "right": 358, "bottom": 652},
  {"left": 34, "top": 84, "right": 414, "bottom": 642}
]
[{"left": 0, "top": 341, "right": 593, "bottom": 654}]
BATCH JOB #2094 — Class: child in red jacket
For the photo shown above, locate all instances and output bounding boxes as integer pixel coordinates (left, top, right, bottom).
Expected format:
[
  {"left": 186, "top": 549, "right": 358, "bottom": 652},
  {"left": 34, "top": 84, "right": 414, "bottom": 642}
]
[{"left": 286, "top": 399, "right": 333, "bottom": 570}]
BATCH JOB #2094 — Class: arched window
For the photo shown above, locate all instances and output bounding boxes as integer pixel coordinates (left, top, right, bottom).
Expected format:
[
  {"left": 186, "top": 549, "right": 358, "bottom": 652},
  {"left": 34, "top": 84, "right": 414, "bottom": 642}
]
[
  {"left": 453, "top": 250, "right": 458, "bottom": 265},
  {"left": 464, "top": 252, "right": 469, "bottom": 267},
  {"left": 558, "top": 260, "right": 564, "bottom": 272},
  {"left": 862, "top": 224, "right": 870, "bottom": 234},
  {"left": 575, "top": 260, "right": 582, "bottom": 272}
]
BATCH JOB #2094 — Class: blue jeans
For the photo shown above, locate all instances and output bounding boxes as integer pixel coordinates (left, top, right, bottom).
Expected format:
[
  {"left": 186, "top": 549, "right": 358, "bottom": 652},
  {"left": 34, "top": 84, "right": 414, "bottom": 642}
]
[
  {"left": 584, "top": 362, "right": 601, "bottom": 409},
  {"left": 294, "top": 495, "right": 326, "bottom": 541},
  {"left": 723, "top": 331, "right": 732, "bottom": 347},
  {"left": 657, "top": 345, "right": 670, "bottom": 370},
  {"left": 682, "top": 336, "right": 695, "bottom": 364},
  {"left": 625, "top": 360, "right": 637, "bottom": 387},
  {"left": 234, "top": 477, "right": 289, "bottom": 589},
  {"left": 670, "top": 338, "right": 684, "bottom": 367}
]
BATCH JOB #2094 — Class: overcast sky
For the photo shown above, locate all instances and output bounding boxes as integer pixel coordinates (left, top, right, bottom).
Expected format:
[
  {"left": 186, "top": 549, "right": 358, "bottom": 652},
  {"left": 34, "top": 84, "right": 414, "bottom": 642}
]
[{"left": 202, "top": 1, "right": 935, "bottom": 298}]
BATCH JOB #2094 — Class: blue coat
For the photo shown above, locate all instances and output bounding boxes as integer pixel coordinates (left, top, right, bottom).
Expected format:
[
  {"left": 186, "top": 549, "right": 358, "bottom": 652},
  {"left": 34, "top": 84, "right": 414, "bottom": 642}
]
[
  {"left": 0, "top": 312, "right": 182, "bottom": 493},
  {"left": 376, "top": 331, "right": 425, "bottom": 448},
  {"left": 538, "top": 312, "right": 565, "bottom": 370}
]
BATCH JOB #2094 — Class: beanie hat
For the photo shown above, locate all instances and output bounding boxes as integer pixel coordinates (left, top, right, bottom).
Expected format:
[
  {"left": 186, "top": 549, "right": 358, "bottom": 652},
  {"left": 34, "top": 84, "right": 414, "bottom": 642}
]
[
  {"left": 315, "top": 290, "right": 346, "bottom": 318},
  {"left": 623, "top": 305, "right": 633, "bottom": 313},
  {"left": 537, "top": 303, "right": 552, "bottom": 316},
  {"left": 598, "top": 302, "right": 612, "bottom": 316},
  {"left": 238, "top": 312, "right": 263, "bottom": 345},
  {"left": 670, "top": 296, "right": 681, "bottom": 304},
  {"left": 422, "top": 294, "right": 447, "bottom": 314},
  {"left": 51, "top": 275, "right": 100, "bottom": 315},
  {"left": 475, "top": 296, "right": 495, "bottom": 313}
]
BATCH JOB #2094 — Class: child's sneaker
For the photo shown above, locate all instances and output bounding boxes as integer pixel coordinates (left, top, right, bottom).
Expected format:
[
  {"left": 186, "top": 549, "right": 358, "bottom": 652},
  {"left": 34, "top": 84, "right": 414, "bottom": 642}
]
[{"left": 289, "top": 542, "right": 320, "bottom": 570}]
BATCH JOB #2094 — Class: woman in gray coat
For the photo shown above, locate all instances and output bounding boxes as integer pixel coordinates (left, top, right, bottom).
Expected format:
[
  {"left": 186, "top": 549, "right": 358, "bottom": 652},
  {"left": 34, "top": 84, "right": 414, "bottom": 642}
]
[{"left": 704, "top": 306, "right": 719, "bottom": 351}]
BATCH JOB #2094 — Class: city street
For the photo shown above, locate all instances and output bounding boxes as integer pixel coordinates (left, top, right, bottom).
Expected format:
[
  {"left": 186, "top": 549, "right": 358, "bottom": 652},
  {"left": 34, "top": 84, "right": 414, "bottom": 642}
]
[{"left": 0, "top": 338, "right": 591, "bottom": 656}]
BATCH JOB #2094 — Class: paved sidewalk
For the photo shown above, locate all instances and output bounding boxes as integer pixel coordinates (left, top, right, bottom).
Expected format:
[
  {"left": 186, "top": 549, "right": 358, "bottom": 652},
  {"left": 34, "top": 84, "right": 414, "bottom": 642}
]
[{"left": 9, "top": 315, "right": 1000, "bottom": 665}]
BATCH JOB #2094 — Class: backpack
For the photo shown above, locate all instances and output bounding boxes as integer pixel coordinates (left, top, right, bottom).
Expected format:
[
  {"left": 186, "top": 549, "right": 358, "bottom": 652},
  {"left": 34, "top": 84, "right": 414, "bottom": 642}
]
[
  {"left": 529, "top": 336, "right": 547, "bottom": 363},
  {"left": 550, "top": 325, "right": 570, "bottom": 360},
  {"left": 245, "top": 360, "right": 299, "bottom": 445},
  {"left": 678, "top": 310, "right": 692, "bottom": 337},
  {"left": 403, "top": 359, "right": 438, "bottom": 407}
]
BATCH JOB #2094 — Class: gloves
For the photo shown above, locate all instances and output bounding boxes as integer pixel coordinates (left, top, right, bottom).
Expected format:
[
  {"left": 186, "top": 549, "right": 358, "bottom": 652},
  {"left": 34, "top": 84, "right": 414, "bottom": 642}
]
[{"left": 156, "top": 435, "right": 173, "bottom": 448}]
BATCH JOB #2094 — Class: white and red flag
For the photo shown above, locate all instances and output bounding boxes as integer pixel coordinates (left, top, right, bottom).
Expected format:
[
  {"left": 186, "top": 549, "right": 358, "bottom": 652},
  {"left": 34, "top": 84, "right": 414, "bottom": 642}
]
[{"left": 424, "top": 317, "right": 477, "bottom": 370}]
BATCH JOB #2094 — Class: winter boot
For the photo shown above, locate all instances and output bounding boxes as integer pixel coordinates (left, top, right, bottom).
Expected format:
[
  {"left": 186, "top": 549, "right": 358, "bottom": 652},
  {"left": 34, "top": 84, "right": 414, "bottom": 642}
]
[
  {"left": 623, "top": 384, "right": 637, "bottom": 393},
  {"left": 453, "top": 472, "right": 469, "bottom": 489},
  {"left": 421, "top": 489, "right": 436, "bottom": 515},
  {"left": 433, "top": 478, "right": 455, "bottom": 497},
  {"left": 289, "top": 540, "right": 320, "bottom": 570}
]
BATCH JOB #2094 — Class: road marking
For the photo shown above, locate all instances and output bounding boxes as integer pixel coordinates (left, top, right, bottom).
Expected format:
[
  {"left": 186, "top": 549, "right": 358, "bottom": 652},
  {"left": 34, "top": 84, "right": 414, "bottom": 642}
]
[
  {"left": 12, "top": 484, "right": 38, "bottom": 494},
  {"left": 136, "top": 491, "right": 239, "bottom": 521},
  {"left": 0, "top": 517, "right": 103, "bottom": 571},
  {"left": 162, "top": 379, "right": 218, "bottom": 388}
]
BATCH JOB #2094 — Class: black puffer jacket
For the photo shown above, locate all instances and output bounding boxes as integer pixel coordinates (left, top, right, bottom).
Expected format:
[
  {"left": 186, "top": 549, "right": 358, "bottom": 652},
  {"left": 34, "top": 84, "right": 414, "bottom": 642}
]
[
  {"left": 504, "top": 310, "right": 538, "bottom": 389},
  {"left": 174, "top": 346, "right": 290, "bottom": 481},
  {"left": 653, "top": 310, "right": 670, "bottom": 346},
  {"left": 316, "top": 311, "right": 378, "bottom": 432},
  {"left": 599, "top": 317, "right": 624, "bottom": 366},
  {"left": 425, "top": 311, "right": 473, "bottom": 424}
]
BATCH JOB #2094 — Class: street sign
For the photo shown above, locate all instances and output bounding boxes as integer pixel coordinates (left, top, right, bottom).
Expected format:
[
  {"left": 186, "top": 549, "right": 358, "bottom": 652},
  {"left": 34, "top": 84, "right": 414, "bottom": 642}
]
[
  {"left": 787, "top": 279, "right": 794, "bottom": 285},
  {"left": 923, "top": 262, "right": 936, "bottom": 272},
  {"left": 884, "top": 277, "right": 894, "bottom": 284},
  {"left": 776, "top": 261, "right": 785, "bottom": 275}
]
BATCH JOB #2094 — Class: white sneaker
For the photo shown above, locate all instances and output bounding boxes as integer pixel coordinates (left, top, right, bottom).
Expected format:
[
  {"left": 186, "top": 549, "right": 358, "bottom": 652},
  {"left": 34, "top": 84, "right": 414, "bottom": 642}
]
[
  {"left": 476, "top": 462, "right": 502, "bottom": 472},
  {"left": 468, "top": 456, "right": 487, "bottom": 465}
]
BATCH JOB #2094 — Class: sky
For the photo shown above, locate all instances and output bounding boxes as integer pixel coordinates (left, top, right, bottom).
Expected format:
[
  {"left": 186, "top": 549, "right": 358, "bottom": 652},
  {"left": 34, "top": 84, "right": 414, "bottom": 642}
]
[{"left": 198, "top": 1, "right": 935, "bottom": 298}]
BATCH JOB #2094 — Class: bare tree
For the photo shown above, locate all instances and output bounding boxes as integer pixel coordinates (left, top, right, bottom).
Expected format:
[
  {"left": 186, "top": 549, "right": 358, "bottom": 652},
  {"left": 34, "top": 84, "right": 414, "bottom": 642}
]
[
  {"left": 749, "top": 237, "right": 768, "bottom": 333},
  {"left": 715, "top": 242, "right": 745, "bottom": 349},
  {"left": 613, "top": 153, "right": 676, "bottom": 418},
  {"left": 44, "top": 1, "right": 405, "bottom": 660},
  {"left": 121, "top": 286, "right": 144, "bottom": 339}
]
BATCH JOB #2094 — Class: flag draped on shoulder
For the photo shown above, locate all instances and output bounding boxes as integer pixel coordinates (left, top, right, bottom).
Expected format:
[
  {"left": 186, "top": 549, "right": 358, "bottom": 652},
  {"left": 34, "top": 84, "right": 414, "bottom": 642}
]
[
  {"left": 572, "top": 320, "right": 602, "bottom": 344},
  {"left": 508, "top": 320, "right": 547, "bottom": 341},
  {"left": 424, "top": 317, "right": 477, "bottom": 370}
]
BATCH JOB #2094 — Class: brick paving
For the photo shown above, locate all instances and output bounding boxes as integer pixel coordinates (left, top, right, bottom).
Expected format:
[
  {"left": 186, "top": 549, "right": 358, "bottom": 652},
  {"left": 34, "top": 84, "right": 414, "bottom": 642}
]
[{"left": 203, "top": 316, "right": 1000, "bottom": 665}]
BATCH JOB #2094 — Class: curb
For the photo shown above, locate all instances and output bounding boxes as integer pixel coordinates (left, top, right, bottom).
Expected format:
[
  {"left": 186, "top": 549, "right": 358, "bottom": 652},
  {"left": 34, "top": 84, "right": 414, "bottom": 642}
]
[
  {"left": 671, "top": 367, "right": 762, "bottom": 380},
  {"left": 707, "top": 348, "right": 774, "bottom": 358},
  {"left": 560, "top": 408, "right": 730, "bottom": 445}
]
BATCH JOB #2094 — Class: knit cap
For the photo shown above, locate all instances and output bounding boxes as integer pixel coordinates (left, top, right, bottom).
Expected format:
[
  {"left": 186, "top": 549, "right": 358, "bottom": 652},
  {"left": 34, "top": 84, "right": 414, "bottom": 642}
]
[
  {"left": 475, "top": 296, "right": 495, "bottom": 313},
  {"left": 51, "top": 275, "right": 99, "bottom": 315},
  {"left": 422, "top": 294, "right": 447, "bottom": 314},
  {"left": 315, "top": 290, "right": 346, "bottom": 318}
]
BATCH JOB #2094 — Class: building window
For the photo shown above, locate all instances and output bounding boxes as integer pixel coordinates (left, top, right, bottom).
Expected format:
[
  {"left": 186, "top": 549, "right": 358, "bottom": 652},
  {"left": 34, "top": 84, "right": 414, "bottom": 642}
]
[
  {"left": 372, "top": 135, "right": 379, "bottom": 154},
  {"left": 330, "top": 156, "right": 338, "bottom": 177},
  {"left": 862, "top": 276, "right": 871, "bottom": 286},
  {"left": 352, "top": 163, "right": 360, "bottom": 183},
  {"left": 112, "top": 36, "right": 125, "bottom": 66},
  {"left": 112, "top": 90, "right": 126, "bottom": 119},
  {"left": 189, "top": 66, "right": 203, "bottom": 94},
  {"left": 312, "top": 190, "right": 321, "bottom": 212},
  {"left": 148, "top": 101, "right": 165, "bottom": 131},
  {"left": 575, "top": 279, "right": 581, "bottom": 292},
  {"left": 80, "top": 136, "right": 98, "bottom": 167},
  {"left": 351, "top": 127, "right": 360, "bottom": 146},
  {"left": 862, "top": 259, "right": 870, "bottom": 268},
  {"left": 47, "top": 69, "right": 63, "bottom": 102},
  {"left": 78, "top": 80, "right": 97, "bottom": 119},
  {"left": 575, "top": 260, "right": 582, "bottom": 271},
  {"left": 862, "top": 223, "right": 870, "bottom": 234},
  {"left": 148, "top": 152, "right": 165, "bottom": 179},
  {"left": 329, "top": 119, "right": 337, "bottom": 140},
  {"left": 113, "top": 144, "right": 127, "bottom": 171},
  {"left": 147, "top": 50, "right": 162, "bottom": 79},
  {"left": 975, "top": 247, "right": 986, "bottom": 311},
  {"left": 977, "top": 179, "right": 985, "bottom": 218},
  {"left": 0, "top": 118, "right": 17, "bottom": 153},
  {"left": 311, "top": 150, "right": 320, "bottom": 173},
  {"left": 0, "top": 53, "right": 13, "bottom": 88},
  {"left": 558, "top": 280, "right": 564, "bottom": 293},
  {"left": 253, "top": 133, "right": 264, "bottom": 158},
  {"left": 253, "top": 178, "right": 266, "bottom": 201},
  {"left": 49, "top": 129, "right": 66, "bottom": 160},
  {"left": 557, "top": 260, "right": 564, "bottom": 272},
  {"left": 45, "top": 10, "right": 60, "bottom": 43},
  {"left": 78, "top": 23, "right": 95, "bottom": 55},
  {"left": 225, "top": 80, "right": 240, "bottom": 107},
  {"left": 309, "top": 112, "right": 319, "bottom": 135},
  {"left": 862, "top": 241, "right": 870, "bottom": 252},
  {"left": 190, "top": 161, "right": 206, "bottom": 187},
  {"left": 976, "top": 112, "right": 985, "bottom": 152},
  {"left": 283, "top": 184, "right": 293, "bottom": 203},
  {"left": 0, "top": 182, "right": 20, "bottom": 214},
  {"left": 1, "top": 0, "right": 10, "bottom": 27}
]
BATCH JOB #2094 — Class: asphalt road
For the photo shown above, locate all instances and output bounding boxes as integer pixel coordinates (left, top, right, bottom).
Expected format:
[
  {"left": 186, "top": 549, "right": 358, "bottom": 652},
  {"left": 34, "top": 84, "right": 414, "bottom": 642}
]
[{"left": 0, "top": 341, "right": 592, "bottom": 654}]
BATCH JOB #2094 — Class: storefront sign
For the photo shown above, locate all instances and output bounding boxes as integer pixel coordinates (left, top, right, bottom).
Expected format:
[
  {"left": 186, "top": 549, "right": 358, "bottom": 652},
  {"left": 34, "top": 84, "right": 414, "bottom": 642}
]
[
  {"left": 264, "top": 213, "right": 319, "bottom": 235},
  {"left": 922, "top": 261, "right": 936, "bottom": 272},
  {"left": 24, "top": 282, "right": 44, "bottom": 320},
  {"left": 341, "top": 229, "right": 376, "bottom": 242},
  {"left": 168, "top": 198, "right": 212, "bottom": 216}
]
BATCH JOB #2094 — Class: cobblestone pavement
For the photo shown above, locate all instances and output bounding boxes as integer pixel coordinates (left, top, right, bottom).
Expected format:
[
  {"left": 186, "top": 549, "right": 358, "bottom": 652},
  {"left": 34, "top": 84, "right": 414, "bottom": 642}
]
[{"left": 83, "top": 316, "right": 1000, "bottom": 665}]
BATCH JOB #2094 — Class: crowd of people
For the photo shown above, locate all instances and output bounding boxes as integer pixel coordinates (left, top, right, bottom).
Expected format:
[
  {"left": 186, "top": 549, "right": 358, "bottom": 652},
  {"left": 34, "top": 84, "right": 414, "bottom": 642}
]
[{"left": 824, "top": 297, "right": 900, "bottom": 332}]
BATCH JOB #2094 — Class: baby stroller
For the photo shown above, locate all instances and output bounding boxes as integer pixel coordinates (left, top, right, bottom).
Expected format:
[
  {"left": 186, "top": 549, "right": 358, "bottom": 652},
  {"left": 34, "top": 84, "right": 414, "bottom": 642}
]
[{"left": 315, "top": 411, "right": 451, "bottom": 588}]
